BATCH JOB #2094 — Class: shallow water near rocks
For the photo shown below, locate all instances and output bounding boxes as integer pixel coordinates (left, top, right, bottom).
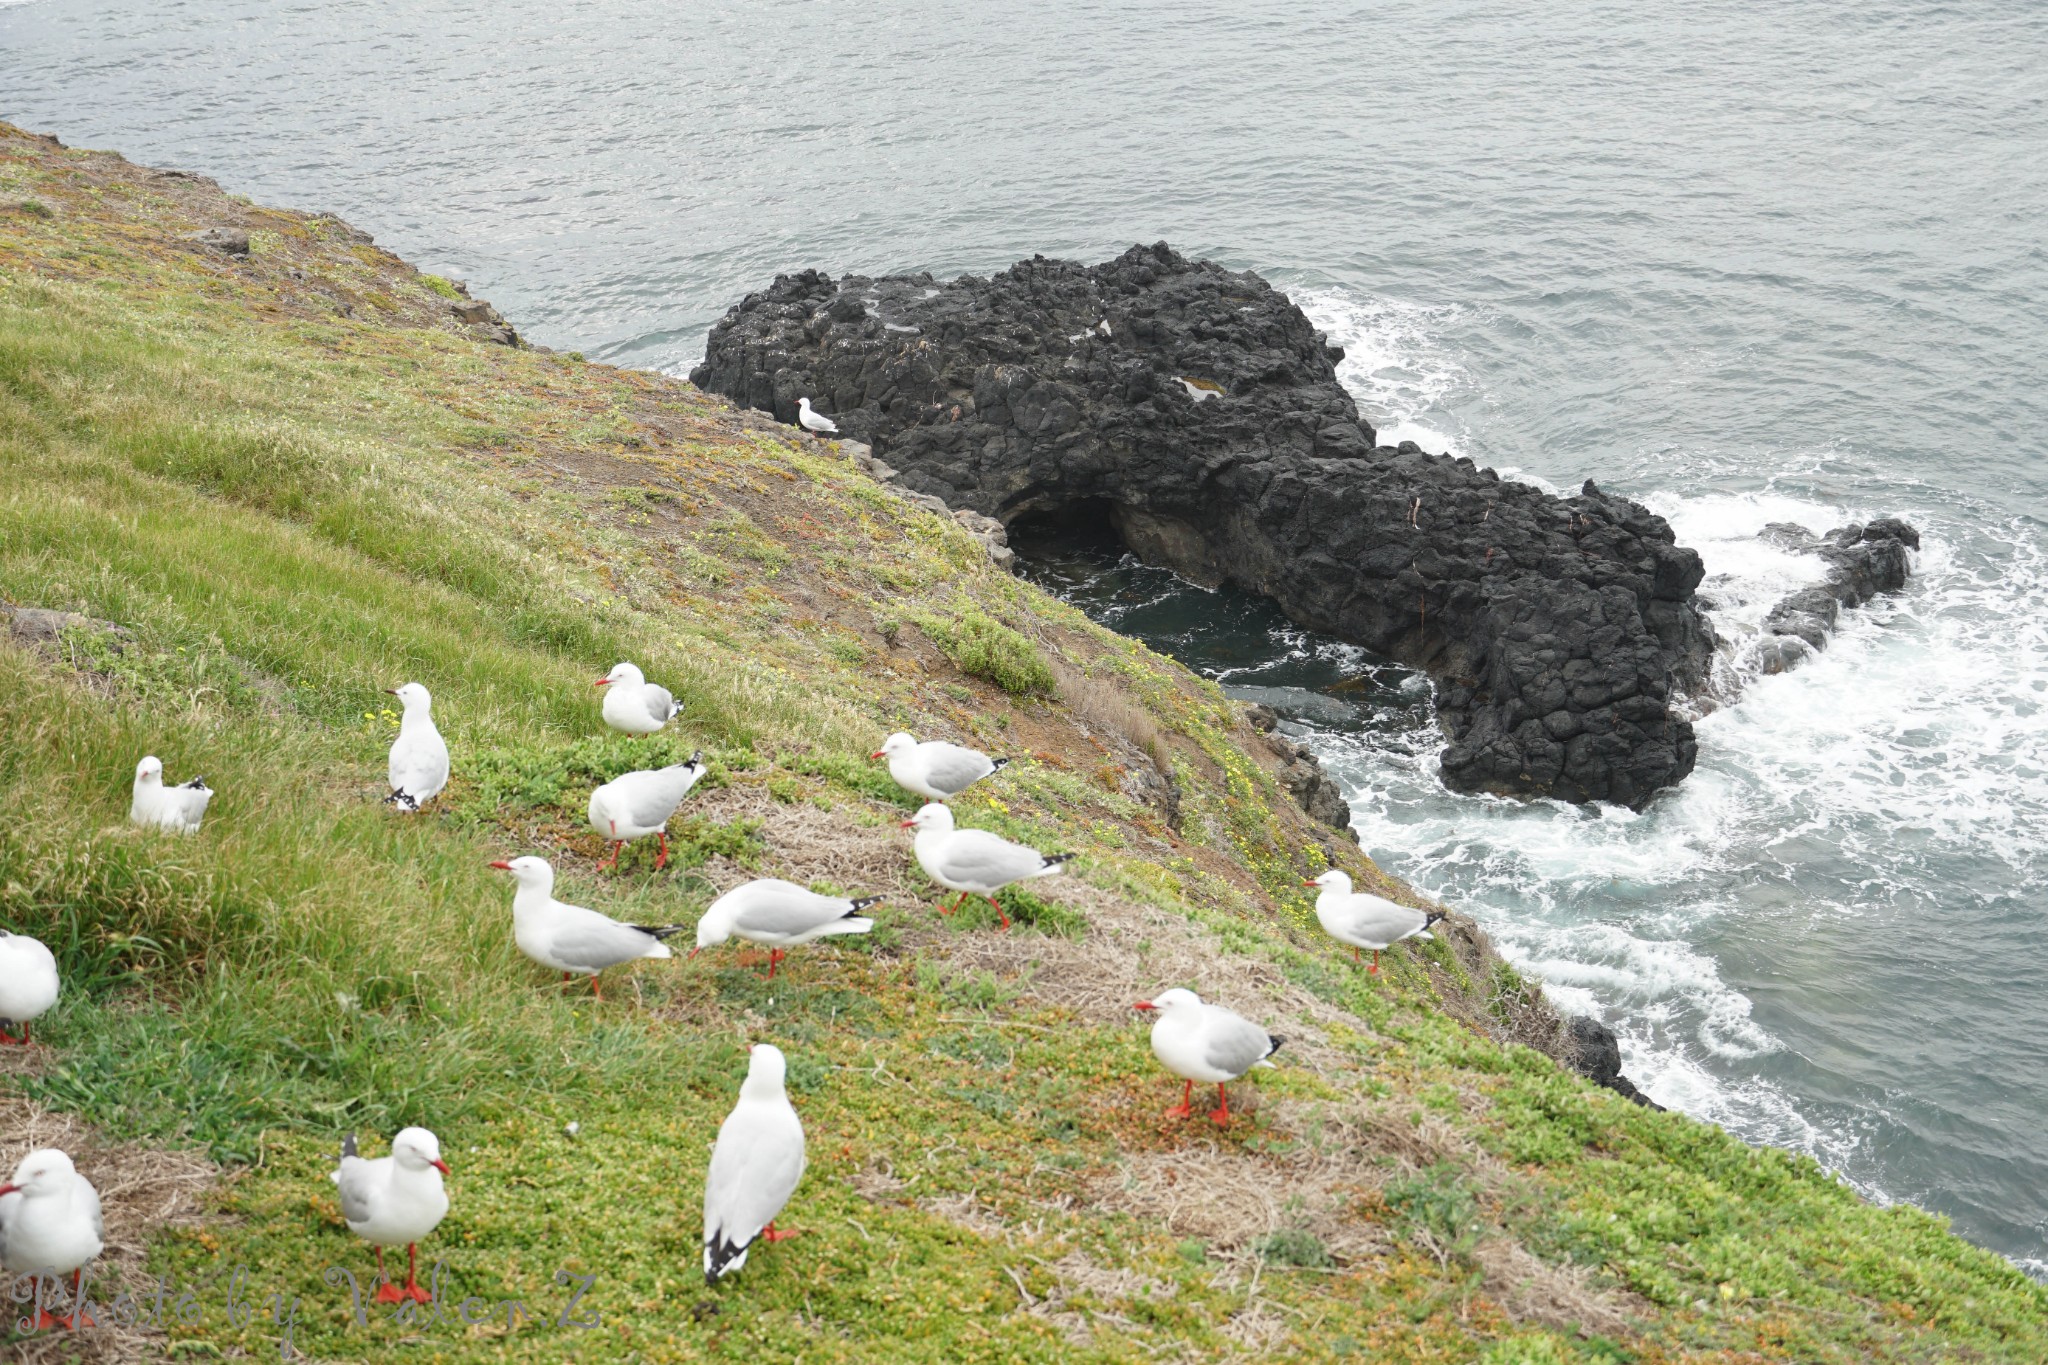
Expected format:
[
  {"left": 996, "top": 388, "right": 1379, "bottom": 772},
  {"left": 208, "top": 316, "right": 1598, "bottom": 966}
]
[{"left": 6, "top": 0, "right": 2046, "bottom": 1270}]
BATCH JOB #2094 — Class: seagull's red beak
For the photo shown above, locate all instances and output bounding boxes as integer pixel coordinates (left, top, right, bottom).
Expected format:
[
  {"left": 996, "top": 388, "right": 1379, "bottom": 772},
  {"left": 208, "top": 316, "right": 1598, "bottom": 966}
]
[
  {"left": 0, "top": 1183, "right": 17, "bottom": 1197},
  {"left": 899, "top": 817, "right": 916, "bottom": 829},
  {"left": 869, "top": 750, "right": 884, "bottom": 760},
  {"left": 488, "top": 860, "right": 513, "bottom": 870},
  {"left": 1132, "top": 1001, "right": 1156, "bottom": 1012},
  {"left": 593, "top": 677, "right": 611, "bottom": 687},
  {"left": 1302, "top": 877, "right": 1320, "bottom": 887},
  {"left": 431, "top": 1159, "right": 451, "bottom": 1175},
  {"left": 385, "top": 688, "right": 400, "bottom": 695},
  {"left": 687, "top": 946, "right": 702, "bottom": 959}
]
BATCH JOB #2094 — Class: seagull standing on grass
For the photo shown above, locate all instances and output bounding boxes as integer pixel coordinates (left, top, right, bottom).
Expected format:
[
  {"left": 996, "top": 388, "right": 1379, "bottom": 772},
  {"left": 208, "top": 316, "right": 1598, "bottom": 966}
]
[
  {"left": 597, "top": 662, "right": 681, "bottom": 735},
  {"left": 703, "top": 1044, "right": 806, "bottom": 1287},
  {"left": 1133, "top": 988, "right": 1284, "bottom": 1127},
  {"left": 1305, "top": 869, "right": 1445, "bottom": 974},
  {"left": 384, "top": 683, "right": 449, "bottom": 812},
  {"left": 0, "top": 930, "right": 59, "bottom": 1045},
  {"left": 903, "top": 803, "right": 1072, "bottom": 929},
  {"left": 330, "top": 1127, "right": 450, "bottom": 1305},
  {"left": 871, "top": 732, "right": 1008, "bottom": 803},
  {"left": 691, "top": 879, "right": 880, "bottom": 979},
  {"left": 490, "top": 855, "right": 684, "bottom": 999},
  {"left": 0, "top": 1148, "right": 103, "bottom": 1331},
  {"left": 587, "top": 752, "right": 707, "bottom": 870},
  {"left": 128, "top": 756, "right": 211, "bottom": 833},
  {"left": 796, "top": 397, "right": 838, "bottom": 437}
]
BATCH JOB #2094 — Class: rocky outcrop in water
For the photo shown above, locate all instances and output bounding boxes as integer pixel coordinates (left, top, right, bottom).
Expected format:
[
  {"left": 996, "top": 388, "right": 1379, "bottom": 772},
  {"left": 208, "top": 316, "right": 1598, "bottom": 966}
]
[
  {"left": 693, "top": 243, "right": 1720, "bottom": 808},
  {"left": 1564, "top": 1016, "right": 1663, "bottom": 1110},
  {"left": 1244, "top": 703, "right": 1356, "bottom": 839},
  {"left": 1751, "top": 518, "right": 1920, "bottom": 673}
]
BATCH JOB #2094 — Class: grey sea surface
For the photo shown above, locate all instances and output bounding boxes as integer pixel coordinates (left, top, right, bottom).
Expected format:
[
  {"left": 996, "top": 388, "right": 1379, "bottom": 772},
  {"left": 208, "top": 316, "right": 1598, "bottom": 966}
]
[{"left": 5, "top": 0, "right": 2045, "bottom": 1269}]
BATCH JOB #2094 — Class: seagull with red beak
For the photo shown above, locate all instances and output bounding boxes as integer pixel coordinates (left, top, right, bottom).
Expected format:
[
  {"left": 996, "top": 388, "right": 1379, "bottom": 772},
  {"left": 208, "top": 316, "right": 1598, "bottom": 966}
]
[
  {"left": 587, "top": 751, "right": 707, "bottom": 871},
  {"left": 1133, "top": 989, "right": 1284, "bottom": 1127},
  {"left": 902, "top": 803, "right": 1072, "bottom": 929},
  {"left": 490, "top": 855, "right": 685, "bottom": 999},
  {"left": 871, "top": 732, "right": 1008, "bottom": 803},
  {"left": 596, "top": 661, "right": 681, "bottom": 735},
  {"left": 331, "top": 1127, "right": 450, "bottom": 1305},
  {"left": 0, "top": 1147, "right": 103, "bottom": 1330},
  {"left": 703, "top": 1044, "right": 806, "bottom": 1286},
  {"left": 691, "top": 879, "right": 880, "bottom": 979},
  {"left": 1304, "top": 869, "right": 1445, "bottom": 974}
]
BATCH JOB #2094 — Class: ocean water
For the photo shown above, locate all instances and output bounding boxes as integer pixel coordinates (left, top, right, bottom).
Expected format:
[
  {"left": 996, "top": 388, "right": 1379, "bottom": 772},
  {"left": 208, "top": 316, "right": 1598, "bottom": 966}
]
[{"left": 5, "top": 0, "right": 2045, "bottom": 1269}]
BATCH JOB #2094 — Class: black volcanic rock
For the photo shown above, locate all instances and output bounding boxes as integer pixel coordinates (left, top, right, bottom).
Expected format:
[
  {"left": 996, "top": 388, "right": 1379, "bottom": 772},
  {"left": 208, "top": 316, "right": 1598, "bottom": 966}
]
[
  {"left": 1564, "top": 1016, "right": 1664, "bottom": 1109},
  {"left": 1756, "top": 518, "right": 1919, "bottom": 668},
  {"left": 693, "top": 243, "right": 1719, "bottom": 808}
]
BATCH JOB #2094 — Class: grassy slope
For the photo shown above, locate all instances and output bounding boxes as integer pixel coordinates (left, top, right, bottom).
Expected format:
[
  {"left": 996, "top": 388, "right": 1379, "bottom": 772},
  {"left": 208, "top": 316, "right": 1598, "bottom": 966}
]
[{"left": 0, "top": 123, "right": 2041, "bottom": 1363}]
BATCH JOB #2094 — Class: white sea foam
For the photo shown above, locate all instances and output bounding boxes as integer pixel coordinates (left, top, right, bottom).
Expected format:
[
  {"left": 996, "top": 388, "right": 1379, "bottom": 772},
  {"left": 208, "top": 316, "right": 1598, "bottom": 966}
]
[{"left": 1294, "top": 290, "right": 1467, "bottom": 452}]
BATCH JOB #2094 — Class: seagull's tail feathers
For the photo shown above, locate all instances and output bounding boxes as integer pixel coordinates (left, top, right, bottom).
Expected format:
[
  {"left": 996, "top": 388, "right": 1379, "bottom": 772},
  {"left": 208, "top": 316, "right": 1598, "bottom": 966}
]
[
  {"left": 818, "top": 917, "right": 874, "bottom": 939},
  {"left": 704, "top": 1235, "right": 752, "bottom": 1286},
  {"left": 632, "top": 924, "right": 687, "bottom": 958},
  {"left": 383, "top": 789, "right": 421, "bottom": 813},
  {"left": 180, "top": 777, "right": 210, "bottom": 791},
  {"left": 1260, "top": 1035, "right": 1286, "bottom": 1067},
  {"left": 846, "top": 896, "right": 885, "bottom": 914},
  {"left": 331, "top": 1132, "right": 357, "bottom": 1182},
  {"left": 988, "top": 757, "right": 1011, "bottom": 773},
  {"left": 1036, "top": 852, "right": 1077, "bottom": 876},
  {"left": 1423, "top": 910, "right": 1449, "bottom": 928}
]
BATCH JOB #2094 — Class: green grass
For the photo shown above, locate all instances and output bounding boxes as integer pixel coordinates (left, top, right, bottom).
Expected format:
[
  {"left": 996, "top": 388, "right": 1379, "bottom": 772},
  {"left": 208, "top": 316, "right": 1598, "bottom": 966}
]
[{"left": 0, "top": 124, "right": 2043, "bottom": 1363}]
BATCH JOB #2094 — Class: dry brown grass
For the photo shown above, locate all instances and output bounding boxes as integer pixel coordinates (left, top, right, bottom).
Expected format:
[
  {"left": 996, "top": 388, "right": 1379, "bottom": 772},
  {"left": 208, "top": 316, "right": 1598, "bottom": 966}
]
[
  {"left": 1, "top": 1087, "right": 216, "bottom": 1363},
  {"left": 1049, "top": 658, "right": 1169, "bottom": 776}
]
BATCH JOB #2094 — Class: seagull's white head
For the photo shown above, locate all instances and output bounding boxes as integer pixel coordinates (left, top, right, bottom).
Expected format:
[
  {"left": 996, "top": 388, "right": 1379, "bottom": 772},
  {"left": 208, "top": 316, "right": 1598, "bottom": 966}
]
[
  {"left": 387, "top": 682, "right": 432, "bottom": 713},
  {"left": 597, "top": 661, "right": 643, "bottom": 689},
  {"left": 0, "top": 1147, "right": 78, "bottom": 1200},
  {"left": 1133, "top": 987, "right": 1203, "bottom": 1016},
  {"left": 798, "top": 397, "right": 813, "bottom": 411},
  {"left": 390, "top": 1127, "right": 450, "bottom": 1176},
  {"left": 872, "top": 732, "right": 916, "bottom": 760},
  {"left": 134, "top": 755, "right": 164, "bottom": 786},
  {"left": 1305, "top": 869, "right": 1352, "bottom": 894},
  {"left": 900, "top": 802, "right": 955, "bottom": 833},
  {"left": 742, "top": 1043, "right": 789, "bottom": 1099},
  {"left": 692, "top": 898, "right": 736, "bottom": 952},
  {"left": 488, "top": 855, "right": 554, "bottom": 893}
]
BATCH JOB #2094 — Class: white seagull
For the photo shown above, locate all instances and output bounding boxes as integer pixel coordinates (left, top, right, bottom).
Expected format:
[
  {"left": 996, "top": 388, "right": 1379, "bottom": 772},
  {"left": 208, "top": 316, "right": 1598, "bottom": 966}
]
[
  {"left": 330, "top": 1127, "right": 450, "bottom": 1305},
  {"left": 703, "top": 1044, "right": 806, "bottom": 1287},
  {"left": 128, "top": 756, "right": 212, "bottom": 834},
  {"left": 691, "top": 879, "right": 880, "bottom": 979},
  {"left": 1133, "top": 988, "right": 1284, "bottom": 1126},
  {"left": 588, "top": 752, "right": 708, "bottom": 871},
  {"left": 0, "top": 1148, "right": 103, "bottom": 1331},
  {"left": 796, "top": 397, "right": 838, "bottom": 437},
  {"left": 384, "top": 683, "right": 450, "bottom": 812},
  {"left": 903, "top": 803, "right": 1072, "bottom": 929},
  {"left": 1305, "top": 869, "right": 1445, "bottom": 974},
  {"left": 871, "top": 732, "right": 1009, "bottom": 803},
  {"left": 597, "top": 661, "right": 681, "bottom": 735},
  {"left": 0, "top": 930, "right": 59, "bottom": 1046},
  {"left": 490, "top": 855, "right": 683, "bottom": 999}
]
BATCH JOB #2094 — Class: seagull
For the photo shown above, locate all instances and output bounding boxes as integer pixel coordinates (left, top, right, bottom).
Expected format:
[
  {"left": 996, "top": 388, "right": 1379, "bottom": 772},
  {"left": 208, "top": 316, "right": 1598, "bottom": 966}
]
[
  {"left": 597, "top": 661, "right": 681, "bottom": 736},
  {"left": 1133, "top": 988, "right": 1283, "bottom": 1126},
  {"left": 871, "top": 732, "right": 1008, "bottom": 803},
  {"left": 129, "top": 756, "right": 211, "bottom": 834},
  {"left": 902, "top": 803, "right": 1072, "bottom": 929},
  {"left": 385, "top": 683, "right": 450, "bottom": 812},
  {"left": 691, "top": 879, "right": 880, "bottom": 979},
  {"left": 0, "top": 930, "right": 59, "bottom": 1046},
  {"left": 489, "top": 855, "right": 684, "bottom": 999},
  {"left": 0, "top": 1148, "right": 103, "bottom": 1330},
  {"left": 1305, "top": 869, "right": 1445, "bottom": 974},
  {"left": 703, "top": 1044, "right": 806, "bottom": 1287},
  {"left": 588, "top": 752, "right": 707, "bottom": 871},
  {"left": 796, "top": 397, "right": 838, "bottom": 437},
  {"left": 330, "top": 1127, "right": 450, "bottom": 1305}
]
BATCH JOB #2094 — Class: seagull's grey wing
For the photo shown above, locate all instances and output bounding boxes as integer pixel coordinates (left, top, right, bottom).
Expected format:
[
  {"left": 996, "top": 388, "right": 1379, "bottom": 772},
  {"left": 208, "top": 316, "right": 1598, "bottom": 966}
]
[
  {"left": 936, "top": 831, "right": 1047, "bottom": 888},
  {"left": 704, "top": 1102, "right": 806, "bottom": 1250},
  {"left": 1342, "top": 895, "right": 1427, "bottom": 947},
  {"left": 1203, "top": 1009, "right": 1279, "bottom": 1078},
  {"left": 624, "top": 765, "right": 701, "bottom": 826},
  {"left": 918, "top": 744, "right": 995, "bottom": 797},
  {"left": 732, "top": 886, "right": 855, "bottom": 937},
  {"left": 548, "top": 906, "right": 666, "bottom": 970},
  {"left": 643, "top": 685, "right": 678, "bottom": 725},
  {"left": 334, "top": 1157, "right": 378, "bottom": 1225}
]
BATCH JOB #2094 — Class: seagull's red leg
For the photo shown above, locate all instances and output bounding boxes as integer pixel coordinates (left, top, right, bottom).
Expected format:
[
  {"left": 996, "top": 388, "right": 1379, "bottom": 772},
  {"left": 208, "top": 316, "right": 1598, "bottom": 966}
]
[
  {"left": 0, "top": 1026, "right": 19, "bottom": 1045},
  {"left": 1166, "top": 1079, "right": 1193, "bottom": 1119},
  {"left": 986, "top": 895, "right": 1011, "bottom": 930},
  {"left": 1371, "top": 950, "right": 1381, "bottom": 975},
  {"left": 374, "top": 1246, "right": 405, "bottom": 1303},
  {"left": 765, "top": 949, "right": 784, "bottom": 980},
  {"left": 404, "top": 1243, "right": 432, "bottom": 1304},
  {"left": 1209, "top": 1084, "right": 1232, "bottom": 1127},
  {"left": 761, "top": 1222, "right": 801, "bottom": 1243},
  {"left": 591, "top": 975, "right": 605, "bottom": 1002},
  {"left": 58, "top": 1266, "right": 95, "bottom": 1329},
  {"left": 655, "top": 831, "right": 670, "bottom": 871},
  {"left": 1352, "top": 945, "right": 1360, "bottom": 965}
]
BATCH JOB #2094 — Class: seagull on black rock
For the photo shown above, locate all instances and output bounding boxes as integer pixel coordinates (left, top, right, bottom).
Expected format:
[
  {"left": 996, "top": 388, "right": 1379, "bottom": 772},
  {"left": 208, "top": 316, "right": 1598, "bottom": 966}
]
[
  {"left": 903, "top": 803, "right": 1071, "bottom": 929},
  {"left": 489, "top": 855, "right": 684, "bottom": 999},
  {"left": 703, "top": 1044, "right": 805, "bottom": 1287},
  {"left": 1133, "top": 988, "right": 1283, "bottom": 1127},
  {"left": 1305, "top": 869, "right": 1445, "bottom": 974},
  {"left": 796, "top": 397, "right": 838, "bottom": 437},
  {"left": 130, "top": 755, "right": 212, "bottom": 833},
  {"left": 0, "top": 1148, "right": 103, "bottom": 1331},
  {"left": 588, "top": 752, "right": 707, "bottom": 870},
  {"left": 871, "top": 732, "right": 1008, "bottom": 803},
  {"left": 597, "top": 661, "right": 681, "bottom": 735},
  {"left": 385, "top": 683, "right": 449, "bottom": 811},
  {"left": 331, "top": 1127, "right": 450, "bottom": 1305},
  {"left": 692, "top": 879, "right": 880, "bottom": 979},
  {"left": 0, "top": 930, "right": 59, "bottom": 1046}
]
